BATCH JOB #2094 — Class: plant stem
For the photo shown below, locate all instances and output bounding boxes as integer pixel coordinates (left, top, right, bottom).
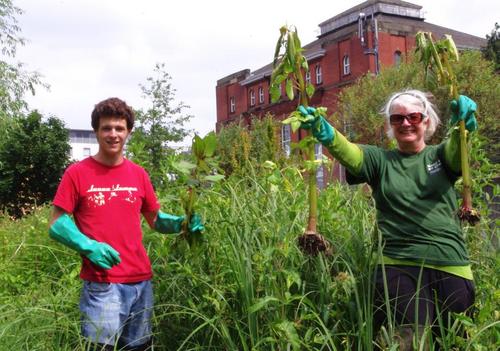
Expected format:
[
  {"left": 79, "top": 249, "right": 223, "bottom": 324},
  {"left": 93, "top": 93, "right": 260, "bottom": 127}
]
[
  {"left": 459, "top": 120, "right": 473, "bottom": 209},
  {"left": 307, "top": 143, "right": 318, "bottom": 233},
  {"left": 294, "top": 57, "right": 318, "bottom": 234},
  {"left": 427, "top": 32, "right": 473, "bottom": 211},
  {"left": 442, "top": 52, "right": 473, "bottom": 210}
]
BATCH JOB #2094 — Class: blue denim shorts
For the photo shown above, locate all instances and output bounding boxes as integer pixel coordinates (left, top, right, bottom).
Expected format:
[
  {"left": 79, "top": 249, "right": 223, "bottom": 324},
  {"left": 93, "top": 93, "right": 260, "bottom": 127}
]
[{"left": 80, "top": 280, "right": 153, "bottom": 348}]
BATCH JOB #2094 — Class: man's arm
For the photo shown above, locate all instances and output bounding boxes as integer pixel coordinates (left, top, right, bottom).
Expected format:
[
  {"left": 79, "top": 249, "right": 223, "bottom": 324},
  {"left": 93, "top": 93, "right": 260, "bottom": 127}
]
[
  {"left": 143, "top": 211, "right": 158, "bottom": 229},
  {"left": 50, "top": 205, "right": 66, "bottom": 226},
  {"left": 48, "top": 206, "right": 121, "bottom": 269}
]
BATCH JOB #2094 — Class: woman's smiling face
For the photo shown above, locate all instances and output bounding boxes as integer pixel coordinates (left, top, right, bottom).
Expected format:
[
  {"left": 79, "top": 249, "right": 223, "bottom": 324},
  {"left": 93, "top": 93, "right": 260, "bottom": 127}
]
[{"left": 389, "top": 98, "right": 429, "bottom": 154}]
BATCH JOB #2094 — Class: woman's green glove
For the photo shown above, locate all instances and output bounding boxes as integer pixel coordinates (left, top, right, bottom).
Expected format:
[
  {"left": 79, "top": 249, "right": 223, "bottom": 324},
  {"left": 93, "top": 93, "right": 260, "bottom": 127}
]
[
  {"left": 49, "top": 214, "right": 121, "bottom": 270},
  {"left": 297, "top": 105, "right": 335, "bottom": 144},
  {"left": 450, "top": 95, "right": 478, "bottom": 132}
]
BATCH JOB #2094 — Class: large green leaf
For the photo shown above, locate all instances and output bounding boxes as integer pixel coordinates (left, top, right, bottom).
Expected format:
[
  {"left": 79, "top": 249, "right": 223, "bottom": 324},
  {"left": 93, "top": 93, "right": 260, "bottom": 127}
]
[
  {"left": 270, "top": 85, "right": 281, "bottom": 103},
  {"left": 285, "top": 79, "right": 294, "bottom": 100},
  {"left": 192, "top": 134, "right": 205, "bottom": 159},
  {"left": 203, "top": 132, "right": 217, "bottom": 157},
  {"left": 172, "top": 160, "right": 196, "bottom": 175},
  {"left": 248, "top": 296, "right": 280, "bottom": 314},
  {"left": 306, "top": 83, "right": 315, "bottom": 98}
]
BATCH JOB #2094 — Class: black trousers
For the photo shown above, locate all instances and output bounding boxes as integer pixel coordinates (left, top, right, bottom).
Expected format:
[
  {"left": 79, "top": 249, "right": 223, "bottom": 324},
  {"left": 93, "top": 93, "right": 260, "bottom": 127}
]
[{"left": 373, "top": 265, "right": 475, "bottom": 331}]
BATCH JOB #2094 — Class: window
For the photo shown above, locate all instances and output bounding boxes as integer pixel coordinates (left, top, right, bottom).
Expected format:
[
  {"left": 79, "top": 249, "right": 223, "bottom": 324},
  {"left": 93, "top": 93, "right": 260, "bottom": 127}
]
[
  {"left": 281, "top": 124, "right": 291, "bottom": 157},
  {"left": 83, "top": 147, "right": 91, "bottom": 157},
  {"left": 394, "top": 50, "right": 402, "bottom": 66},
  {"left": 315, "top": 143, "right": 324, "bottom": 188},
  {"left": 343, "top": 55, "right": 350, "bottom": 75},
  {"left": 305, "top": 70, "right": 311, "bottom": 84},
  {"left": 249, "top": 89, "right": 255, "bottom": 106},
  {"left": 315, "top": 65, "right": 322, "bottom": 84},
  {"left": 258, "top": 86, "right": 264, "bottom": 104},
  {"left": 229, "top": 96, "right": 235, "bottom": 113}
]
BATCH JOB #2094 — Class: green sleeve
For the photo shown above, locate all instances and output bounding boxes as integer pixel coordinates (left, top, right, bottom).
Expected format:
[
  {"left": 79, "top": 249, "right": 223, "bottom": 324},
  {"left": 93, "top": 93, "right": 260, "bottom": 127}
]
[
  {"left": 324, "top": 129, "right": 363, "bottom": 175},
  {"left": 443, "top": 127, "right": 461, "bottom": 174}
]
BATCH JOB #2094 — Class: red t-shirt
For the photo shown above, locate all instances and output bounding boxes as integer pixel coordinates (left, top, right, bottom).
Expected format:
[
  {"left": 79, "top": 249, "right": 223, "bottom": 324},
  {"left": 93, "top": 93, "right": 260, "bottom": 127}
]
[{"left": 53, "top": 157, "right": 160, "bottom": 283}]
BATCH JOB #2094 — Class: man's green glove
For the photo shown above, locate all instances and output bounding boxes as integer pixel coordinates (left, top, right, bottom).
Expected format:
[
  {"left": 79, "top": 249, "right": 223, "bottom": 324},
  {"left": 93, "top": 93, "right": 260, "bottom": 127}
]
[
  {"left": 154, "top": 211, "right": 205, "bottom": 234},
  {"left": 450, "top": 95, "right": 478, "bottom": 132},
  {"left": 297, "top": 105, "right": 335, "bottom": 144},
  {"left": 49, "top": 214, "right": 121, "bottom": 270},
  {"left": 154, "top": 211, "right": 184, "bottom": 234},
  {"left": 188, "top": 213, "right": 205, "bottom": 234}
]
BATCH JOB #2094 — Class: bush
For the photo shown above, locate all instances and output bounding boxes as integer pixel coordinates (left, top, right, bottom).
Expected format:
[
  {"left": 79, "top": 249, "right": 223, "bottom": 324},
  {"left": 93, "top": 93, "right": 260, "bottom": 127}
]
[{"left": 0, "top": 111, "right": 70, "bottom": 217}]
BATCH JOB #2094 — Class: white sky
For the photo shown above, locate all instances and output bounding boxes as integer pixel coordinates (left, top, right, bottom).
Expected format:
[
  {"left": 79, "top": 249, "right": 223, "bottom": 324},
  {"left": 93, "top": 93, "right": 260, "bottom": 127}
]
[{"left": 12, "top": 0, "right": 500, "bottom": 145}]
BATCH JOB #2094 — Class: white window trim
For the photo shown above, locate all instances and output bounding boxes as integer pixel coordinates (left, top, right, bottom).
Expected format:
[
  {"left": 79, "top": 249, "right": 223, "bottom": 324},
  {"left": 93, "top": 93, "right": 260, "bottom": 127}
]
[
  {"left": 315, "top": 65, "right": 322, "bottom": 84},
  {"left": 258, "top": 87, "right": 264, "bottom": 104},
  {"left": 394, "top": 50, "right": 402, "bottom": 66},
  {"left": 305, "top": 71, "right": 311, "bottom": 84},
  {"left": 315, "top": 143, "right": 324, "bottom": 188},
  {"left": 281, "top": 124, "right": 291, "bottom": 157},
  {"left": 229, "top": 96, "right": 235, "bottom": 113},
  {"left": 343, "top": 55, "right": 350, "bottom": 75},
  {"left": 250, "top": 89, "right": 255, "bottom": 106}
]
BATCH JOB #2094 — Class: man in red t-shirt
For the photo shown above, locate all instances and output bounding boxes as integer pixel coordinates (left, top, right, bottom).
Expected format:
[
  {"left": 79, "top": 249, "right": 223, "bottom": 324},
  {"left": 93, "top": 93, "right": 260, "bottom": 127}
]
[{"left": 49, "top": 97, "right": 203, "bottom": 350}]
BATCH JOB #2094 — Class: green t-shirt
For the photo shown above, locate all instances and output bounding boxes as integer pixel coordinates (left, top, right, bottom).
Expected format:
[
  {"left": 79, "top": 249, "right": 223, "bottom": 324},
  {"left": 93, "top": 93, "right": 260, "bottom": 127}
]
[{"left": 347, "top": 143, "right": 470, "bottom": 266}]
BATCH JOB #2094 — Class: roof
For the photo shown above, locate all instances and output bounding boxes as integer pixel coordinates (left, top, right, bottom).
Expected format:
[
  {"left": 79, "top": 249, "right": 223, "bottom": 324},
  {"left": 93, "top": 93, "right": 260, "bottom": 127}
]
[
  {"left": 319, "top": 0, "right": 424, "bottom": 36},
  {"left": 234, "top": 0, "right": 486, "bottom": 86}
]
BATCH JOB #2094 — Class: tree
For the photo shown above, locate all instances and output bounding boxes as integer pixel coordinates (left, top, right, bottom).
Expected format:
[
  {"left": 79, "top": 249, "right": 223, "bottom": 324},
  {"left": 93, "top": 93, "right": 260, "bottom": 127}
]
[
  {"left": 335, "top": 51, "right": 499, "bottom": 160},
  {"left": 482, "top": 23, "right": 500, "bottom": 72},
  {"left": 126, "top": 63, "right": 193, "bottom": 189},
  {"left": 0, "top": 0, "right": 45, "bottom": 122},
  {"left": 216, "top": 114, "right": 287, "bottom": 177},
  {"left": 0, "top": 111, "right": 71, "bottom": 217}
]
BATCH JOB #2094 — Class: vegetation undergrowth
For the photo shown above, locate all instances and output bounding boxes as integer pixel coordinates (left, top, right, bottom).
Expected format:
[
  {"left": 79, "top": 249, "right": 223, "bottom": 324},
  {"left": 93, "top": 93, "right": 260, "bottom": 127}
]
[{"left": 0, "top": 166, "right": 498, "bottom": 350}]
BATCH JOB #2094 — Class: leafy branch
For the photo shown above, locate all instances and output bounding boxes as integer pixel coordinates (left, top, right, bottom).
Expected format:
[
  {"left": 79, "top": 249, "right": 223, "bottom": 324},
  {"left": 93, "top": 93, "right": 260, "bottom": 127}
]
[
  {"left": 270, "top": 25, "right": 331, "bottom": 255},
  {"left": 415, "top": 32, "right": 480, "bottom": 225},
  {"left": 172, "top": 132, "right": 224, "bottom": 246}
]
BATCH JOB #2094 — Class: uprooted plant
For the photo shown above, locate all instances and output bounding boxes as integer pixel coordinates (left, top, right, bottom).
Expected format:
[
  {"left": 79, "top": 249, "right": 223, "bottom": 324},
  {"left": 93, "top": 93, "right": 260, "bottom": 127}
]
[
  {"left": 415, "top": 32, "right": 480, "bottom": 225},
  {"left": 172, "top": 132, "right": 224, "bottom": 246},
  {"left": 269, "top": 25, "right": 332, "bottom": 255}
]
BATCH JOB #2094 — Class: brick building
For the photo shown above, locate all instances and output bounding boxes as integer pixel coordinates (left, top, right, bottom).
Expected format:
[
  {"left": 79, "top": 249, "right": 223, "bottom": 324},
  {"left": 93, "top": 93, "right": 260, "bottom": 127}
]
[{"left": 215, "top": 0, "right": 486, "bottom": 183}]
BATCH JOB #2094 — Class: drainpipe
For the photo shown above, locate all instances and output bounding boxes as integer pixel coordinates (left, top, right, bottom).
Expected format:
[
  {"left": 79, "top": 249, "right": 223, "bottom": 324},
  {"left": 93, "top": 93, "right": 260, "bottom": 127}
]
[{"left": 372, "top": 13, "right": 380, "bottom": 75}]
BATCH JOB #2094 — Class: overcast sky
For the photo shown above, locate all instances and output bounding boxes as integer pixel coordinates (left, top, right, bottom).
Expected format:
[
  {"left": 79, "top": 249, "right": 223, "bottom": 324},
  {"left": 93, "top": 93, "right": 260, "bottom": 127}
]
[{"left": 12, "top": 0, "right": 499, "bottom": 145}]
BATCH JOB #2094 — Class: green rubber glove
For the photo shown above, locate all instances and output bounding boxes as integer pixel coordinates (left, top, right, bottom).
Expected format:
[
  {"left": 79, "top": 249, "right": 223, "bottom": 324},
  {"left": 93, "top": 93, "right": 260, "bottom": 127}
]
[
  {"left": 297, "top": 105, "right": 335, "bottom": 144},
  {"left": 188, "top": 213, "right": 205, "bottom": 234},
  {"left": 49, "top": 214, "right": 121, "bottom": 270},
  {"left": 450, "top": 95, "right": 478, "bottom": 132},
  {"left": 154, "top": 211, "right": 184, "bottom": 234}
]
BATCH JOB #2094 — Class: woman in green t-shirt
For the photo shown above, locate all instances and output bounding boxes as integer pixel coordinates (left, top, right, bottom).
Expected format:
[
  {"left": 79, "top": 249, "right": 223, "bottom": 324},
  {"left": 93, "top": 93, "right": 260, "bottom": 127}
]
[{"left": 297, "top": 90, "right": 478, "bottom": 349}]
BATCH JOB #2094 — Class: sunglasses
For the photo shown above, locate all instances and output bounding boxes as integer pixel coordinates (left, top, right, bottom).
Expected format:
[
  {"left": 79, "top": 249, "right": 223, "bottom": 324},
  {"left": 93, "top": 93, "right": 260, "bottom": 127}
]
[{"left": 389, "top": 112, "right": 425, "bottom": 125}]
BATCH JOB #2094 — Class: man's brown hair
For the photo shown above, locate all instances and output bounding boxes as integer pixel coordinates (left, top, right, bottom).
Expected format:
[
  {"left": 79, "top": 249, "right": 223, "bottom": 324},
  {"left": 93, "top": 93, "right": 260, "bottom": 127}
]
[{"left": 91, "top": 97, "right": 135, "bottom": 131}]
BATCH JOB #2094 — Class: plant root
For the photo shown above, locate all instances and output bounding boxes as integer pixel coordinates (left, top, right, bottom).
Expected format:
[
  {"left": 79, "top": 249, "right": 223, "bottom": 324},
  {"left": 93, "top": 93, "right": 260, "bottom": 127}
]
[
  {"left": 298, "top": 231, "right": 332, "bottom": 256},
  {"left": 458, "top": 207, "right": 480, "bottom": 226}
]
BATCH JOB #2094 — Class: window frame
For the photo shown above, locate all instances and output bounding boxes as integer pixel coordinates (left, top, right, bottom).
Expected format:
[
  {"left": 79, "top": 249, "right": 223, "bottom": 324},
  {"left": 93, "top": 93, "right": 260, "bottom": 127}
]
[
  {"left": 249, "top": 89, "right": 256, "bottom": 106},
  {"left": 258, "top": 86, "right": 264, "bottom": 104},
  {"left": 343, "top": 55, "right": 350, "bottom": 75},
  {"left": 229, "top": 96, "right": 235, "bottom": 113},
  {"left": 394, "top": 50, "right": 402, "bottom": 66},
  {"left": 281, "top": 124, "right": 291, "bottom": 157},
  {"left": 315, "top": 65, "right": 322, "bottom": 84}
]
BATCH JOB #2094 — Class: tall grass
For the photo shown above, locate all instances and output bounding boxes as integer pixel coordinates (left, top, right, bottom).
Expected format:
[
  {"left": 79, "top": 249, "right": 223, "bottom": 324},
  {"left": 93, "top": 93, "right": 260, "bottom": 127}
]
[{"left": 0, "top": 168, "right": 498, "bottom": 350}]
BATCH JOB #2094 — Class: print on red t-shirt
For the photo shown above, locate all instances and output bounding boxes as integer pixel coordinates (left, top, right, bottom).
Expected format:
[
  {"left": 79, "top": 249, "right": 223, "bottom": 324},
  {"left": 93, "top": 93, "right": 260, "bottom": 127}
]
[{"left": 53, "top": 157, "right": 160, "bottom": 283}]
